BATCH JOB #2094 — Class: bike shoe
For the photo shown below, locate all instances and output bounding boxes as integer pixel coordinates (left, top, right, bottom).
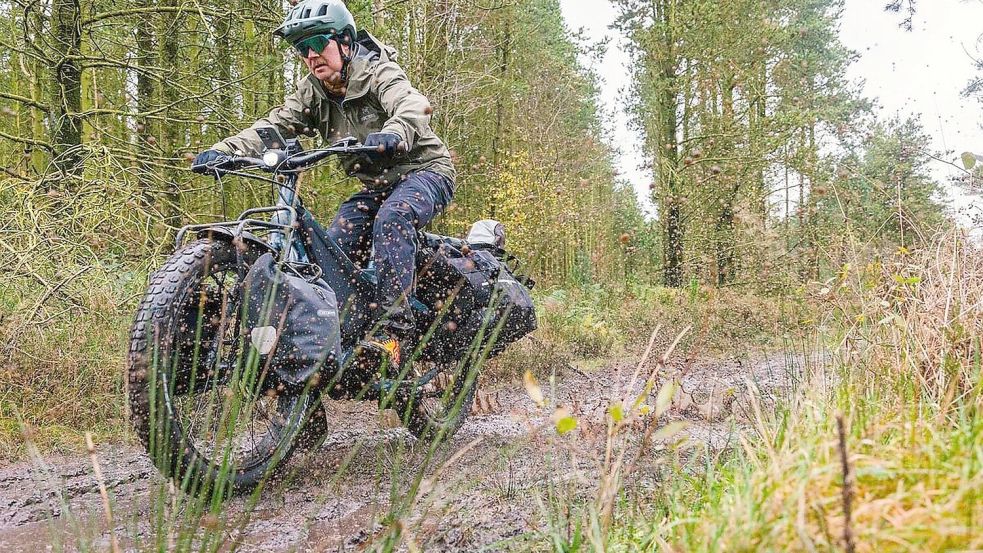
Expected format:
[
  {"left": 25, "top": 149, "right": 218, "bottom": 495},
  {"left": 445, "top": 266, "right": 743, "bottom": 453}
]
[{"left": 356, "top": 333, "right": 404, "bottom": 372}]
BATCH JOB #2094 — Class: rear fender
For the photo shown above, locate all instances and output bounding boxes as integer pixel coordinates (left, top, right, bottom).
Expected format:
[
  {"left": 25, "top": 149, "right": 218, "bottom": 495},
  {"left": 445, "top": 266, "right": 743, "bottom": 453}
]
[{"left": 194, "top": 226, "right": 276, "bottom": 256}]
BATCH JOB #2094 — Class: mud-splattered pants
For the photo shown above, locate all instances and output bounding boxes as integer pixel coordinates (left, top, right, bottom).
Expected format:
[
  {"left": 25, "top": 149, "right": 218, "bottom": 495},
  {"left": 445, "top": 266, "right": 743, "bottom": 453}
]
[{"left": 326, "top": 170, "right": 454, "bottom": 335}]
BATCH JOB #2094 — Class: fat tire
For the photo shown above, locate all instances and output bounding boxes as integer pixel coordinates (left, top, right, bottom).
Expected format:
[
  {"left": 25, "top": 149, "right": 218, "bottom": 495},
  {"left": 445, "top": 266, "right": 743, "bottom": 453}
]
[
  {"left": 126, "top": 238, "right": 327, "bottom": 496},
  {"left": 397, "top": 366, "right": 478, "bottom": 441}
]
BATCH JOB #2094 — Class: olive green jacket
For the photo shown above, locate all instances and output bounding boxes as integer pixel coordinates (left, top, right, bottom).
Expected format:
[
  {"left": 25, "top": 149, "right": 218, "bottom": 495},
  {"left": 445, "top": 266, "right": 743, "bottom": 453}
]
[{"left": 211, "top": 32, "right": 455, "bottom": 188}]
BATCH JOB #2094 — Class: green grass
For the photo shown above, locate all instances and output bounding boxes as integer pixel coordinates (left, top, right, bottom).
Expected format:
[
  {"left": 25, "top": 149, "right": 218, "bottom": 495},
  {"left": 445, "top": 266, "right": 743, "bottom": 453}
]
[
  {"left": 599, "top": 232, "right": 983, "bottom": 552},
  {"left": 604, "top": 364, "right": 983, "bottom": 551}
]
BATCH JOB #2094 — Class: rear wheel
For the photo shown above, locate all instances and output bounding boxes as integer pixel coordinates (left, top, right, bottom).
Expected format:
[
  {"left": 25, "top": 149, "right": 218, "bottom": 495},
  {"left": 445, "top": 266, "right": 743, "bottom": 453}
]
[
  {"left": 126, "top": 239, "right": 327, "bottom": 497},
  {"left": 393, "top": 363, "right": 479, "bottom": 441}
]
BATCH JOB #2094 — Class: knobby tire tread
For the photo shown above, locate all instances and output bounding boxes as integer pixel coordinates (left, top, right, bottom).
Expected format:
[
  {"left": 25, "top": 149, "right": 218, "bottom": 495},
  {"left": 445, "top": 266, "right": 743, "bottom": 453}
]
[{"left": 126, "top": 239, "right": 326, "bottom": 496}]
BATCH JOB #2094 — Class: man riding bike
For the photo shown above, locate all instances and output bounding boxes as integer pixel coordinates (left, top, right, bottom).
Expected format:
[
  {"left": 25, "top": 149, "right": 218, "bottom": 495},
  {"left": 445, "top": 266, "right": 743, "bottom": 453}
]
[{"left": 192, "top": 0, "right": 456, "bottom": 370}]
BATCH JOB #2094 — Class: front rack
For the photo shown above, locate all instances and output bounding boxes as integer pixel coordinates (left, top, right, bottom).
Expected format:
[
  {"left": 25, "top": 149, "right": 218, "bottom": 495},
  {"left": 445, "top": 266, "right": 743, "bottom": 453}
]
[{"left": 174, "top": 205, "right": 299, "bottom": 249}]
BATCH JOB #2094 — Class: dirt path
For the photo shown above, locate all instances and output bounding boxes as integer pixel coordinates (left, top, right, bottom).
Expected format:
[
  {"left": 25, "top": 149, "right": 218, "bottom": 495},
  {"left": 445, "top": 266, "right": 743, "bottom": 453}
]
[{"left": 0, "top": 350, "right": 823, "bottom": 552}]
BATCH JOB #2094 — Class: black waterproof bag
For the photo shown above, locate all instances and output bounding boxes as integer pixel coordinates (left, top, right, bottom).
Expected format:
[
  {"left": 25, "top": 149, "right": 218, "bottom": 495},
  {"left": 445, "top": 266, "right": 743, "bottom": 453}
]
[
  {"left": 416, "top": 242, "right": 536, "bottom": 362},
  {"left": 242, "top": 253, "right": 342, "bottom": 389},
  {"left": 480, "top": 266, "right": 537, "bottom": 355}
]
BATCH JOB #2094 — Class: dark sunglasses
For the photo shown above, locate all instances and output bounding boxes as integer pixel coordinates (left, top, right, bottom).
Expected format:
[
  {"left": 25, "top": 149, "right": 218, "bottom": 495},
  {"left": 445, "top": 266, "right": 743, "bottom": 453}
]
[{"left": 292, "top": 33, "right": 349, "bottom": 57}]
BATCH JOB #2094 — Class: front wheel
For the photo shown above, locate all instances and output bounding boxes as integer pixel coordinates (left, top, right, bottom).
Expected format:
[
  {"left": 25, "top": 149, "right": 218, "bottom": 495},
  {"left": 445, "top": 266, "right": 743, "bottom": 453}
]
[{"left": 126, "top": 239, "right": 327, "bottom": 497}]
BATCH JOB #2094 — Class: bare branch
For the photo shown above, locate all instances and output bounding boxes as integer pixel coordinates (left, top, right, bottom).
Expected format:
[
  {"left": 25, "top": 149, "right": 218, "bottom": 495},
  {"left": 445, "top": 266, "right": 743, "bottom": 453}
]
[
  {"left": 0, "top": 91, "right": 49, "bottom": 112},
  {"left": 0, "top": 130, "right": 54, "bottom": 152}
]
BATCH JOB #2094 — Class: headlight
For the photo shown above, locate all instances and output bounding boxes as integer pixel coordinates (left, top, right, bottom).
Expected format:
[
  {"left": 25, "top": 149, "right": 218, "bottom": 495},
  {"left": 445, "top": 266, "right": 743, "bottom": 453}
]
[{"left": 262, "top": 151, "right": 281, "bottom": 167}]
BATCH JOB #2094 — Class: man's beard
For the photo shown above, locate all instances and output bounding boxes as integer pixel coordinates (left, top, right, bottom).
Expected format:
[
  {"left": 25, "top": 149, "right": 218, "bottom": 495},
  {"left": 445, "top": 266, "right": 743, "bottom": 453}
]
[{"left": 320, "top": 68, "right": 347, "bottom": 96}]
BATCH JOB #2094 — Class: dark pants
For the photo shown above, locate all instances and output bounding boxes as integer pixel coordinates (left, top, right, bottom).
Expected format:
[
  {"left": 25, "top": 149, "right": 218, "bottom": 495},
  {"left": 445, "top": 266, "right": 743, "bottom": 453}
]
[{"left": 326, "top": 170, "right": 454, "bottom": 334}]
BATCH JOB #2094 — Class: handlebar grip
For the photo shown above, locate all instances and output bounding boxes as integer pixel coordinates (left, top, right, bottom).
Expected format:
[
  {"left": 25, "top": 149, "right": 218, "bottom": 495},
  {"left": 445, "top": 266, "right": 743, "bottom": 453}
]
[{"left": 194, "top": 155, "right": 264, "bottom": 174}]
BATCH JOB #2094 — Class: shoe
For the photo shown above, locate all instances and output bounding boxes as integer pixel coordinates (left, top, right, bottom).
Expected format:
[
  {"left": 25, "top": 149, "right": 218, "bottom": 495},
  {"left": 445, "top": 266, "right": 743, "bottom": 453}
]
[{"left": 357, "top": 331, "right": 404, "bottom": 370}]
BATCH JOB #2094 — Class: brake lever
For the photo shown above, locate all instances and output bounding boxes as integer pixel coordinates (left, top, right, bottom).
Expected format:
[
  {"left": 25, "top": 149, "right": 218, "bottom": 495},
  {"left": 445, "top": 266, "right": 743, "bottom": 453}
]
[{"left": 330, "top": 136, "right": 360, "bottom": 148}]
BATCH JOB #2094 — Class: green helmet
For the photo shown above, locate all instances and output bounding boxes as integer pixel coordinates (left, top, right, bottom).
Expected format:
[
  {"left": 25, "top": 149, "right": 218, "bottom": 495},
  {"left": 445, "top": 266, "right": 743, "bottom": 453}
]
[{"left": 273, "top": 0, "right": 357, "bottom": 44}]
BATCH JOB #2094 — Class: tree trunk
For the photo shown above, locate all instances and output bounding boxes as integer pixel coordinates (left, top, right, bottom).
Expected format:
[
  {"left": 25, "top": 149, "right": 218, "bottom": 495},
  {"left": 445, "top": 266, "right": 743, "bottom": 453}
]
[
  {"left": 490, "top": 13, "right": 510, "bottom": 219},
  {"left": 47, "top": 0, "right": 83, "bottom": 180},
  {"left": 135, "top": 0, "right": 156, "bottom": 209},
  {"left": 159, "top": 0, "right": 182, "bottom": 232},
  {"left": 243, "top": 19, "right": 257, "bottom": 118},
  {"left": 655, "top": 0, "right": 683, "bottom": 288},
  {"left": 751, "top": 57, "right": 768, "bottom": 221},
  {"left": 373, "top": 0, "right": 385, "bottom": 32},
  {"left": 715, "top": 196, "right": 735, "bottom": 286},
  {"left": 214, "top": 12, "right": 234, "bottom": 136},
  {"left": 715, "top": 76, "right": 737, "bottom": 286}
]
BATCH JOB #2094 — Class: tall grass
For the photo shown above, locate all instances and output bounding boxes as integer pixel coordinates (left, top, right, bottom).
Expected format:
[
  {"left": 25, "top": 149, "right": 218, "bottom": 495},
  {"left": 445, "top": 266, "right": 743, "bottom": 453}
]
[{"left": 607, "top": 229, "right": 983, "bottom": 551}]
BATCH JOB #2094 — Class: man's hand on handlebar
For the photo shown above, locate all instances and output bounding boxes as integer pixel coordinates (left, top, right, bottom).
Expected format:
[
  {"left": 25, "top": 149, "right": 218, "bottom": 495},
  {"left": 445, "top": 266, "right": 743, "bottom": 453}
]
[
  {"left": 191, "top": 149, "right": 231, "bottom": 174},
  {"left": 364, "top": 132, "right": 407, "bottom": 156}
]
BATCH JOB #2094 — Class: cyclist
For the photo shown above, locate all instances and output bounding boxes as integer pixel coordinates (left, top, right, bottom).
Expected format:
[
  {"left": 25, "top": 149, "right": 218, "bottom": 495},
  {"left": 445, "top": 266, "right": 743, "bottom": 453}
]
[{"left": 192, "top": 0, "right": 455, "bottom": 369}]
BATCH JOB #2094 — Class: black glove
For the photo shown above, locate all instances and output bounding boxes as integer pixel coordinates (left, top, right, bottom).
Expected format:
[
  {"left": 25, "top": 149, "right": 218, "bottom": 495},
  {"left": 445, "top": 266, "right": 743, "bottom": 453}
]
[
  {"left": 191, "top": 149, "right": 224, "bottom": 174},
  {"left": 364, "top": 132, "right": 406, "bottom": 156}
]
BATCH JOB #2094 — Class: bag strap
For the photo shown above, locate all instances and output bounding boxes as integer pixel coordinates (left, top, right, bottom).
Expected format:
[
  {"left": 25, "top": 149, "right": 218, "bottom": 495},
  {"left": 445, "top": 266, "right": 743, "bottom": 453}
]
[{"left": 280, "top": 260, "right": 323, "bottom": 283}]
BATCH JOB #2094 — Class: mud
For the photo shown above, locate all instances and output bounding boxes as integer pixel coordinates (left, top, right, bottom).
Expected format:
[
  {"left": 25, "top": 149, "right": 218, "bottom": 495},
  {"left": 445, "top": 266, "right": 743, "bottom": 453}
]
[{"left": 0, "top": 350, "right": 825, "bottom": 551}]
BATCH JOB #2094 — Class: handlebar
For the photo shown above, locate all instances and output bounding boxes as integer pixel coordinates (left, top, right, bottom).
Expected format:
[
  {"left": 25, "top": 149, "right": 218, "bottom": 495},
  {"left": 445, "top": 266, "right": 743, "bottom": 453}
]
[
  {"left": 278, "top": 143, "right": 382, "bottom": 171},
  {"left": 192, "top": 138, "right": 384, "bottom": 176}
]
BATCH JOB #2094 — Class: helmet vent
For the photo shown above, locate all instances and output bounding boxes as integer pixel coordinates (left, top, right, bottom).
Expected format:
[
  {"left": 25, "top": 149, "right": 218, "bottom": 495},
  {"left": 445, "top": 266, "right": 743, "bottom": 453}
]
[{"left": 316, "top": 4, "right": 327, "bottom": 16}]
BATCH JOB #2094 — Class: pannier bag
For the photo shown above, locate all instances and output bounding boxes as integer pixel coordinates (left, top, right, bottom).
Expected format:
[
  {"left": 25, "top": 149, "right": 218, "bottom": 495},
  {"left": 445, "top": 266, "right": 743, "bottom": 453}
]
[
  {"left": 242, "top": 253, "right": 342, "bottom": 389},
  {"left": 481, "top": 267, "right": 536, "bottom": 355},
  {"left": 416, "top": 224, "right": 536, "bottom": 362}
]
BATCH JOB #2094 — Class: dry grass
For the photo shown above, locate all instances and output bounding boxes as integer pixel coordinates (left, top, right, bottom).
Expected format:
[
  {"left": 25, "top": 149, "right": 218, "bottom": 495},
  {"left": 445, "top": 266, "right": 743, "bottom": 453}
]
[
  {"left": 528, "top": 282, "right": 809, "bottom": 361},
  {"left": 0, "top": 264, "right": 137, "bottom": 461},
  {"left": 836, "top": 228, "right": 983, "bottom": 405},
  {"left": 609, "top": 229, "right": 983, "bottom": 551}
]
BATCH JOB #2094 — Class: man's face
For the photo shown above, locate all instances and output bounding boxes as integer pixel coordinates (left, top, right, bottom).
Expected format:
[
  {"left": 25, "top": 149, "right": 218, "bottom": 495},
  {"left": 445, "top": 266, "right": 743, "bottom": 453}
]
[{"left": 300, "top": 37, "right": 348, "bottom": 88}]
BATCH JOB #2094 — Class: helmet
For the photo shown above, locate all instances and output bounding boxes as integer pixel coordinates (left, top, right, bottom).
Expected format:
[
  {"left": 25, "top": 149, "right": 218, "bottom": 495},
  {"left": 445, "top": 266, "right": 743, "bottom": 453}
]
[{"left": 273, "top": 0, "right": 357, "bottom": 44}]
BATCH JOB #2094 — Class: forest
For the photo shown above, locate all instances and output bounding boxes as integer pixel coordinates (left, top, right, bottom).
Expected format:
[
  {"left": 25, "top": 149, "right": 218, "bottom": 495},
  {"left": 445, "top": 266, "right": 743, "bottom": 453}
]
[{"left": 0, "top": 0, "right": 979, "bottom": 550}]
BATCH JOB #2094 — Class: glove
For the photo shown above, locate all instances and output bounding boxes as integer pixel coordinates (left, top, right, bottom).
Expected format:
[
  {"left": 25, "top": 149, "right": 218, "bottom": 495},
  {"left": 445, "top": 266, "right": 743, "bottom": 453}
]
[
  {"left": 191, "top": 149, "right": 224, "bottom": 173},
  {"left": 364, "top": 132, "right": 406, "bottom": 156}
]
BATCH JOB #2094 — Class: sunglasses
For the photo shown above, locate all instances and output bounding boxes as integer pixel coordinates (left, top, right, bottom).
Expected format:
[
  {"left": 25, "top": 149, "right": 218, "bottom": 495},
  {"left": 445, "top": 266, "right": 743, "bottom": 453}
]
[{"left": 292, "top": 33, "right": 349, "bottom": 57}]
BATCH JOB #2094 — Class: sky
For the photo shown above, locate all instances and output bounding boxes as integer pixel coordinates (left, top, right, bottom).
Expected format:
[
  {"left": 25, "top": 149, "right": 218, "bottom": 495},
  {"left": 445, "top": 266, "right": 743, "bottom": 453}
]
[{"left": 558, "top": 0, "right": 983, "bottom": 224}]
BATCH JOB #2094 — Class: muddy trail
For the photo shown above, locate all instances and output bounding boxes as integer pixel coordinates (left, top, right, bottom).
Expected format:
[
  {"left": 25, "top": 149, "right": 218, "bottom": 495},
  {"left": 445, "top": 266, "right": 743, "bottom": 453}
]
[{"left": 0, "top": 350, "right": 824, "bottom": 552}]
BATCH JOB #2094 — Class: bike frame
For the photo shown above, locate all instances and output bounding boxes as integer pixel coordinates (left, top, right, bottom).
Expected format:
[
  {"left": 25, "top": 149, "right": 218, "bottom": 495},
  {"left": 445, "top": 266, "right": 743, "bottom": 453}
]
[{"left": 176, "top": 141, "right": 395, "bottom": 352}]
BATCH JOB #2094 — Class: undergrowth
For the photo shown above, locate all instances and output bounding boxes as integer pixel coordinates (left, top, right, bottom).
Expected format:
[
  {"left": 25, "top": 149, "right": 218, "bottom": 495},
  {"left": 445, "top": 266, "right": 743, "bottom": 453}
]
[
  {"left": 0, "top": 260, "right": 141, "bottom": 460},
  {"left": 490, "top": 281, "right": 811, "bottom": 383},
  {"left": 603, "top": 229, "right": 983, "bottom": 552}
]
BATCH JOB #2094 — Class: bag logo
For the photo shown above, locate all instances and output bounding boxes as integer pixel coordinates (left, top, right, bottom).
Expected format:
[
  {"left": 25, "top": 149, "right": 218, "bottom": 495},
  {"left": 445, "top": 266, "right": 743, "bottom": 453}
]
[{"left": 250, "top": 326, "right": 278, "bottom": 355}]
